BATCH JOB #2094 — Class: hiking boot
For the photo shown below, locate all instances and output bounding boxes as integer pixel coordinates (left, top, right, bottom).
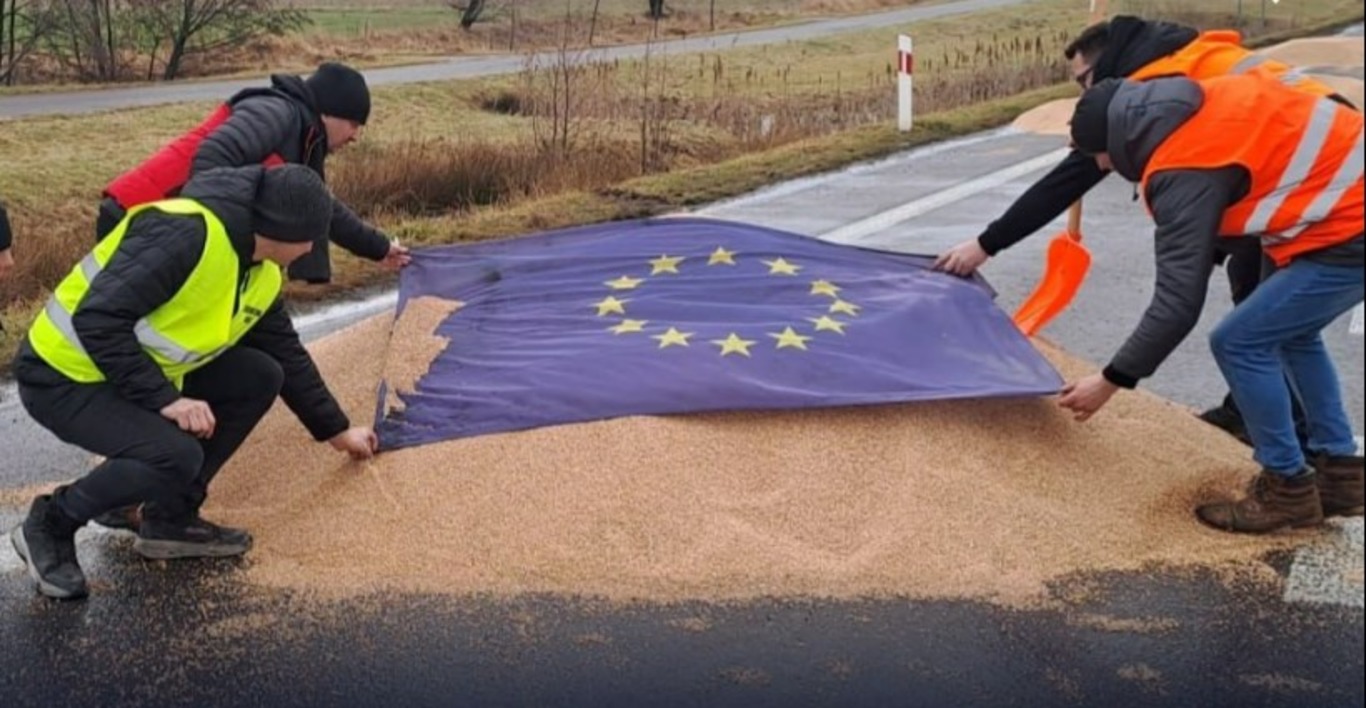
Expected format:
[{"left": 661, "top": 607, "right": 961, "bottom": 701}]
[
  {"left": 1198, "top": 404, "right": 1252, "bottom": 447},
  {"left": 1197, "top": 470, "right": 1324, "bottom": 534},
  {"left": 134, "top": 516, "right": 252, "bottom": 560},
  {"left": 92, "top": 505, "right": 141, "bottom": 534},
  {"left": 1311, "top": 455, "right": 1364, "bottom": 518},
  {"left": 9, "top": 495, "right": 88, "bottom": 600}
]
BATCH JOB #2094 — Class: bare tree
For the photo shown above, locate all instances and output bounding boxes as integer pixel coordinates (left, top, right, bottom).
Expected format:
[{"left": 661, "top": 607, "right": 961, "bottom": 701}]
[
  {"left": 1, "top": 0, "right": 56, "bottom": 84},
  {"left": 129, "top": 0, "right": 307, "bottom": 81},
  {"left": 452, "top": 0, "right": 485, "bottom": 29},
  {"left": 588, "top": 0, "right": 601, "bottom": 46},
  {"left": 43, "top": 0, "right": 125, "bottom": 81}
]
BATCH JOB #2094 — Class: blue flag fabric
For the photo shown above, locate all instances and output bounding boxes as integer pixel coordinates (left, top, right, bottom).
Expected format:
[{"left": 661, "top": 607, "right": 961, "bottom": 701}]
[{"left": 375, "top": 217, "right": 1062, "bottom": 449}]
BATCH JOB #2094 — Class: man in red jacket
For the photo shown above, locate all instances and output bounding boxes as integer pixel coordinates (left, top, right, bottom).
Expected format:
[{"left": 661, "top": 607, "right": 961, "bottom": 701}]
[{"left": 99, "top": 62, "right": 410, "bottom": 283}]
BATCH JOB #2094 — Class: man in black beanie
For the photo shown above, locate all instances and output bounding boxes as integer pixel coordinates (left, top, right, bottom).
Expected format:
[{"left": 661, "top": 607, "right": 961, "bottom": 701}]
[
  {"left": 98, "top": 61, "right": 409, "bottom": 283},
  {"left": 11, "top": 164, "right": 379, "bottom": 600}
]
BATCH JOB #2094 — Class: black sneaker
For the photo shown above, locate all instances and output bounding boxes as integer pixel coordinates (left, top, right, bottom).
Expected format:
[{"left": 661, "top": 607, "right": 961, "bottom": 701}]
[
  {"left": 92, "top": 505, "right": 141, "bottom": 534},
  {"left": 10, "top": 495, "right": 88, "bottom": 600},
  {"left": 134, "top": 516, "right": 253, "bottom": 560}
]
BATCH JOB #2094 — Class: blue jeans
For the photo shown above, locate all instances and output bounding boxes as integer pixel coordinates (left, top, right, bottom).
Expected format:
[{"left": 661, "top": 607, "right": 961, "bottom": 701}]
[{"left": 1210, "top": 257, "right": 1363, "bottom": 476}]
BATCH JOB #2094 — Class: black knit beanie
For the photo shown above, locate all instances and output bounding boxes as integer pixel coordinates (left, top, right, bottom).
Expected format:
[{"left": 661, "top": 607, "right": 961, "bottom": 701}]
[
  {"left": 305, "top": 62, "right": 371, "bottom": 125},
  {"left": 253, "top": 165, "right": 332, "bottom": 243},
  {"left": 1071, "top": 78, "right": 1124, "bottom": 155}
]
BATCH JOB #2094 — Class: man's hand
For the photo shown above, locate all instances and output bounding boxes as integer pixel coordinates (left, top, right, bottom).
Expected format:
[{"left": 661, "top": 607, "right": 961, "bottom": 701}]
[
  {"left": 379, "top": 240, "right": 411, "bottom": 271},
  {"left": 160, "top": 397, "right": 216, "bottom": 438},
  {"left": 0, "top": 248, "right": 13, "bottom": 279},
  {"left": 1058, "top": 373, "right": 1120, "bottom": 422},
  {"left": 330, "top": 426, "right": 379, "bottom": 460},
  {"left": 933, "top": 239, "right": 990, "bottom": 276}
]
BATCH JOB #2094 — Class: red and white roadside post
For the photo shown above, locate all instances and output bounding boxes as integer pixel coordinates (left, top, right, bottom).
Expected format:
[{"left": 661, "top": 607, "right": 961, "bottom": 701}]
[{"left": 897, "top": 34, "right": 914, "bottom": 132}]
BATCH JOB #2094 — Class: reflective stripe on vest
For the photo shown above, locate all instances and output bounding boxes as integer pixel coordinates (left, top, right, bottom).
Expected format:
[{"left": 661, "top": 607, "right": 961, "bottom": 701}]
[
  {"left": 27, "top": 199, "right": 282, "bottom": 386},
  {"left": 1140, "top": 76, "right": 1365, "bottom": 266},
  {"left": 1244, "top": 97, "right": 1341, "bottom": 235}
]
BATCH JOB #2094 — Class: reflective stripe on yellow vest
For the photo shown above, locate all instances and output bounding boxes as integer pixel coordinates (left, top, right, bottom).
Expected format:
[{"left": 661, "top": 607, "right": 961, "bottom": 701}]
[
  {"left": 27, "top": 198, "right": 283, "bottom": 388},
  {"left": 1129, "top": 30, "right": 1338, "bottom": 98},
  {"left": 1139, "top": 76, "right": 1365, "bottom": 266}
]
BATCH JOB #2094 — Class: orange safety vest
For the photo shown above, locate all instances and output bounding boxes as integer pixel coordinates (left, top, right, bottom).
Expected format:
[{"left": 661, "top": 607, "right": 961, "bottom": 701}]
[
  {"left": 1129, "top": 29, "right": 1338, "bottom": 98},
  {"left": 1140, "top": 76, "right": 1364, "bottom": 266}
]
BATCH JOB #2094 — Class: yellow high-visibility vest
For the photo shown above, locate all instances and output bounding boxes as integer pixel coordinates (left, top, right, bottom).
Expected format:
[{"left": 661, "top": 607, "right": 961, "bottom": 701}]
[{"left": 28, "top": 198, "right": 282, "bottom": 389}]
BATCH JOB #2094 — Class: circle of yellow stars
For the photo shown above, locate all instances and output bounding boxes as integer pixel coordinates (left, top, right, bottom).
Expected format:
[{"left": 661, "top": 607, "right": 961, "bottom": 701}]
[{"left": 591, "top": 247, "right": 859, "bottom": 358}]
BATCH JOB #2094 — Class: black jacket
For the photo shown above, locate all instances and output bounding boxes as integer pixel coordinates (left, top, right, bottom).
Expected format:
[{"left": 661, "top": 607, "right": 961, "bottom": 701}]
[
  {"left": 978, "top": 17, "right": 1198, "bottom": 255},
  {"left": 194, "top": 74, "right": 389, "bottom": 280},
  {"left": 1097, "top": 78, "right": 1364, "bottom": 389},
  {"left": 13, "top": 167, "right": 351, "bottom": 442}
]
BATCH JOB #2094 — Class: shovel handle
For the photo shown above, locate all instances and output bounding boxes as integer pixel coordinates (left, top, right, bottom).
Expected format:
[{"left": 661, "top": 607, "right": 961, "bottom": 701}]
[{"left": 1066, "top": 200, "right": 1083, "bottom": 241}]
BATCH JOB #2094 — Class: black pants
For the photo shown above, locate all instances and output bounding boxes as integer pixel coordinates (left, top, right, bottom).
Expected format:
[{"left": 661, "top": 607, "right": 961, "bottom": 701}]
[
  {"left": 96, "top": 195, "right": 331, "bottom": 283},
  {"left": 18, "top": 347, "right": 284, "bottom": 523}
]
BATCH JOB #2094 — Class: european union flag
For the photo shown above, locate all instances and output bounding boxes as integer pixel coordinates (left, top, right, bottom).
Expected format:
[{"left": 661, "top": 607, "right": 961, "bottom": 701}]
[{"left": 375, "top": 217, "right": 1062, "bottom": 449}]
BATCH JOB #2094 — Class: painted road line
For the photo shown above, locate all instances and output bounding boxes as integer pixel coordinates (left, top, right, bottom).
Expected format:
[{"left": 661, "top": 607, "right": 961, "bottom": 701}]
[
  {"left": 700, "top": 128, "right": 1019, "bottom": 215},
  {"left": 1284, "top": 517, "right": 1365, "bottom": 608},
  {"left": 1282, "top": 435, "right": 1366, "bottom": 608},
  {"left": 1351, "top": 303, "right": 1363, "bottom": 337},
  {"left": 0, "top": 536, "right": 20, "bottom": 574},
  {"left": 819, "top": 147, "right": 1070, "bottom": 245}
]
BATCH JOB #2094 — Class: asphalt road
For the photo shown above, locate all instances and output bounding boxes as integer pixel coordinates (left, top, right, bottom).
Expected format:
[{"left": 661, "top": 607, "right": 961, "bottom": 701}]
[{"left": 0, "top": 0, "right": 1028, "bottom": 120}]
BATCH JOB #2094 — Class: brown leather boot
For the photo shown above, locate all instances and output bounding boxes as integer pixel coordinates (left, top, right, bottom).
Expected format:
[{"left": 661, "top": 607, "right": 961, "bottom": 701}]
[
  {"left": 1312, "top": 455, "right": 1364, "bottom": 518},
  {"left": 1196, "top": 470, "right": 1324, "bottom": 534}
]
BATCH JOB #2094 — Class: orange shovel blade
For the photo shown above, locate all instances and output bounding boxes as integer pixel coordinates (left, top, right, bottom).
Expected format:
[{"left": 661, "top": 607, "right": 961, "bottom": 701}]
[{"left": 1013, "top": 232, "right": 1092, "bottom": 337}]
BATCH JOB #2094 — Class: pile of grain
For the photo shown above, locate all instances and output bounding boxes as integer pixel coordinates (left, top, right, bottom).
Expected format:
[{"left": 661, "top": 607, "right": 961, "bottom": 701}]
[{"left": 200, "top": 313, "right": 1298, "bottom": 606}]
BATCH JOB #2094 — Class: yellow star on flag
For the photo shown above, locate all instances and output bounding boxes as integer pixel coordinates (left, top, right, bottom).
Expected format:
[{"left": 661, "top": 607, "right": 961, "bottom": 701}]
[
  {"left": 762, "top": 258, "right": 801, "bottom": 276},
  {"left": 708, "top": 247, "right": 737, "bottom": 266},
  {"left": 594, "top": 296, "right": 628, "bottom": 316},
  {"left": 649, "top": 255, "right": 686, "bottom": 275},
  {"left": 608, "top": 319, "right": 649, "bottom": 334},
  {"left": 807, "top": 315, "right": 848, "bottom": 334},
  {"left": 652, "top": 327, "right": 694, "bottom": 348},
  {"left": 605, "top": 275, "right": 645, "bottom": 290},
  {"left": 810, "top": 280, "right": 841, "bottom": 298},
  {"left": 829, "top": 299, "right": 861, "bottom": 317},
  {"left": 769, "top": 327, "right": 812, "bottom": 350},
  {"left": 711, "top": 333, "right": 757, "bottom": 357}
]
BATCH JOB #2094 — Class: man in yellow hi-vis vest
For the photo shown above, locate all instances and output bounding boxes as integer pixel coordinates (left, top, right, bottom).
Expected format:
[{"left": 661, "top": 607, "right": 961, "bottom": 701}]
[{"left": 9, "top": 164, "right": 378, "bottom": 600}]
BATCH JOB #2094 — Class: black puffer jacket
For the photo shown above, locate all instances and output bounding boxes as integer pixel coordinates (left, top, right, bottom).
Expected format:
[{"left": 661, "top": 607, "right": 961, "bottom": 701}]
[
  {"left": 193, "top": 74, "right": 389, "bottom": 281},
  {"left": 13, "top": 167, "right": 351, "bottom": 442}
]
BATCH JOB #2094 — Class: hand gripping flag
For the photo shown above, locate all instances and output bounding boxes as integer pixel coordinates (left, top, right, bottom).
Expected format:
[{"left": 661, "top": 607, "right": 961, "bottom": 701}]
[{"left": 375, "top": 217, "right": 1062, "bottom": 450}]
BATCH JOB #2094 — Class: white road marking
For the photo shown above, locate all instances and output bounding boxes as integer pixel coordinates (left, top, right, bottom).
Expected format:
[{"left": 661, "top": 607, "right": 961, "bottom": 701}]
[
  {"left": 1350, "top": 303, "right": 1363, "bottom": 337},
  {"left": 1284, "top": 518, "right": 1364, "bottom": 608},
  {"left": 819, "top": 147, "right": 1070, "bottom": 245},
  {"left": 1283, "top": 435, "right": 1366, "bottom": 608},
  {"left": 699, "top": 127, "right": 1019, "bottom": 215},
  {"left": 0, "top": 535, "right": 21, "bottom": 574}
]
